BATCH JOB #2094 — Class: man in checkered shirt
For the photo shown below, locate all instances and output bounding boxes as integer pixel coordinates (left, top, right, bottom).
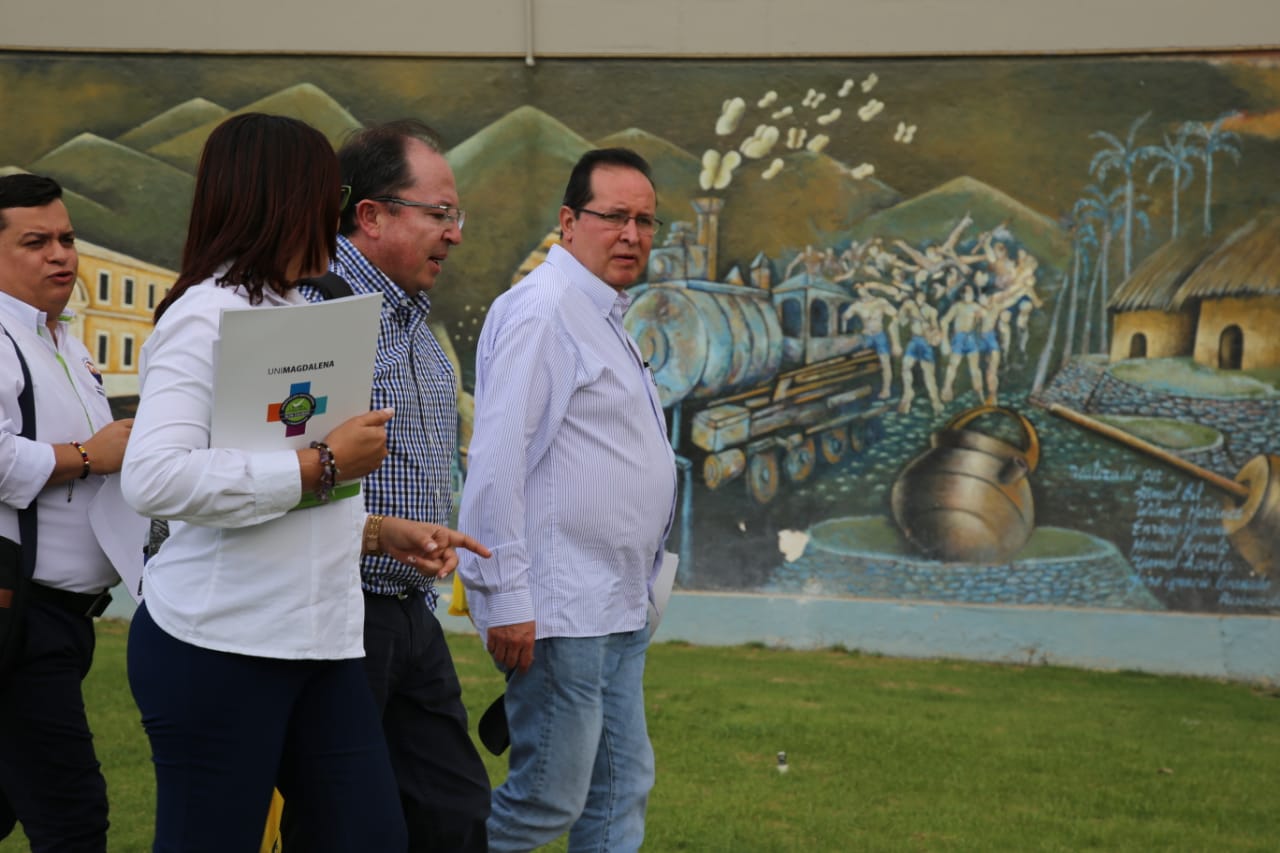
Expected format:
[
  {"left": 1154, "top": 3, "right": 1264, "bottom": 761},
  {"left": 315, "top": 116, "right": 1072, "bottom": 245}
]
[{"left": 298, "top": 119, "right": 489, "bottom": 852}]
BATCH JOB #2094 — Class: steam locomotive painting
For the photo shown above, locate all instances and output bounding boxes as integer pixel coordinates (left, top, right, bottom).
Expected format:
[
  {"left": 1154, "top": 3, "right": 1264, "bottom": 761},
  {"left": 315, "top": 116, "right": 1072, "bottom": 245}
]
[{"left": 622, "top": 198, "right": 886, "bottom": 504}]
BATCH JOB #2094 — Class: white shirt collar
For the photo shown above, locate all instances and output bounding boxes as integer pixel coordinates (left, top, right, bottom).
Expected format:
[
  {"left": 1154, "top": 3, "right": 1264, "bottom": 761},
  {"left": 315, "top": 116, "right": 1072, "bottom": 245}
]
[
  {"left": 0, "top": 289, "right": 56, "bottom": 334},
  {"left": 545, "top": 244, "right": 631, "bottom": 319}
]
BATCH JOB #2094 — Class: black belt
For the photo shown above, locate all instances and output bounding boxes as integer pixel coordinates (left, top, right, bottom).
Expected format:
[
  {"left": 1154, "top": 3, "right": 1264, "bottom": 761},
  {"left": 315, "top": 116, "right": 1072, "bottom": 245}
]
[
  {"left": 364, "top": 587, "right": 424, "bottom": 601},
  {"left": 29, "top": 583, "right": 113, "bottom": 618}
]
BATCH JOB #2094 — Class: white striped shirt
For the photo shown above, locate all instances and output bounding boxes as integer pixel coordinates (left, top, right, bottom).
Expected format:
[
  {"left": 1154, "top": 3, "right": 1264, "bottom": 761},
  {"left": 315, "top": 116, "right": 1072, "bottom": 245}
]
[{"left": 458, "top": 245, "right": 676, "bottom": 640}]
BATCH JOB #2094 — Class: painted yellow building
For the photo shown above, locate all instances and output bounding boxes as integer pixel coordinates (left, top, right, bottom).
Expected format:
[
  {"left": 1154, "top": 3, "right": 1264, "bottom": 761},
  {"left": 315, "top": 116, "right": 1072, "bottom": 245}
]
[{"left": 67, "top": 239, "right": 176, "bottom": 396}]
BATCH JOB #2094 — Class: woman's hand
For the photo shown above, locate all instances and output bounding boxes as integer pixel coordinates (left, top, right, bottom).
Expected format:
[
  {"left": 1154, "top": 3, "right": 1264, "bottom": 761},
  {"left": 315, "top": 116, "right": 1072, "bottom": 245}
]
[
  {"left": 322, "top": 408, "right": 393, "bottom": 481},
  {"left": 378, "top": 517, "right": 491, "bottom": 579}
]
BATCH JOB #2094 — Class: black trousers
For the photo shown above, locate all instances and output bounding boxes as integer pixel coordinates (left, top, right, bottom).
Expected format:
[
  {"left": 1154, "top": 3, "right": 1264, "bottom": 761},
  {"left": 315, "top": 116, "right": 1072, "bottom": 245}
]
[
  {"left": 0, "top": 599, "right": 108, "bottom": 852},
  {"left": 284, "top": 591, "right": 491, "bottom": 852}
]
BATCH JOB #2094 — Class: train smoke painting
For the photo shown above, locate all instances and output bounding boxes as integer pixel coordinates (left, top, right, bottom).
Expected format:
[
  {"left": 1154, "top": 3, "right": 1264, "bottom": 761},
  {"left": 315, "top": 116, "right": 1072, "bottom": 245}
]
[{"left": 3, "top": 49, "right": 1278, "bottom": 620}]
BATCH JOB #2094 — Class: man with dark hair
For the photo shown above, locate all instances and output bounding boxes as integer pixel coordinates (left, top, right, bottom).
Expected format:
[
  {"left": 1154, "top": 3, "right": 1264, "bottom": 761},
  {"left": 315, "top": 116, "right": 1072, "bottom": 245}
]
[
  {"left": 0, "top": 173, "right": 133, "bottom": 850},
  {"left": 297, "top": 121, "right": 490, "bottom": 851},
  {"left": 458, "top": 148, "right": 677, "bottom": 851}
]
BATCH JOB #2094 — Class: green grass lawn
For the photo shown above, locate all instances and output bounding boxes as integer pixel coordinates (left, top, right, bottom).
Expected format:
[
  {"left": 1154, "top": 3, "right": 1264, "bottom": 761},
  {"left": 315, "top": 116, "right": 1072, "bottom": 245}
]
[{"left": 4, "top": 620, "right": 1278, "bottom": 852}]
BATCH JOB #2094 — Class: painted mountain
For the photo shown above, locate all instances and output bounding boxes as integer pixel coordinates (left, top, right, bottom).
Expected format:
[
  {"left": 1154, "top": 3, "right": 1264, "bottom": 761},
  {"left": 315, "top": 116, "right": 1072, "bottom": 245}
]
[
  {"left": 850, "top": 175, "right": 1072, "bottom": 270},
  {"left": 147, "top": 84, "right": 362, "bottom": 173},
  {"left": 116, "top": 97, "right": 230, "bottom": 152},
  {"left": 30, "top": 134, "right": 195, "bottom": 269}
]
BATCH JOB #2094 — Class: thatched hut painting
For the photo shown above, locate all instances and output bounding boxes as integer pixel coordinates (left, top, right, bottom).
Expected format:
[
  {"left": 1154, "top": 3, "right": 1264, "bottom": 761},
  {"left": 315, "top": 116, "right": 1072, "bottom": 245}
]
[
  {"left": 1113, "top": 212, "right": 1280, "bottom": 369},
  {"left": 1178, "top": 213, "right": 1280, "bottom": 371},
  {"left": 1108, "top": 237, "right": 1212, "bottom": 360}
]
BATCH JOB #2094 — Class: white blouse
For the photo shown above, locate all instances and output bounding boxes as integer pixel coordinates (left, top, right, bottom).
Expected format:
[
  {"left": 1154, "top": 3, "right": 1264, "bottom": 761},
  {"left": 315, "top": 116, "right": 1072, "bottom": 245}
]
[{"left": 121, "top": 278, "right": 365, "bottom": 660}]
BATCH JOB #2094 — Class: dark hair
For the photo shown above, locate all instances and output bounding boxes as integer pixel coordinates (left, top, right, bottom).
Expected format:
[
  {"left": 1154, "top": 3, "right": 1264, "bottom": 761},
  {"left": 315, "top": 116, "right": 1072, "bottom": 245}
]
[
  {"left": 561, "top": 148, "right": 654, "bottom": 212},
  {"left": 337, "top": 119, "right": 444, "bottom": 237},
  {"left": 154, "top": 113, "right": 341, "bottom": 322},
  {"left": 0, "top": 173, "right": 63, "bottom": 232}
]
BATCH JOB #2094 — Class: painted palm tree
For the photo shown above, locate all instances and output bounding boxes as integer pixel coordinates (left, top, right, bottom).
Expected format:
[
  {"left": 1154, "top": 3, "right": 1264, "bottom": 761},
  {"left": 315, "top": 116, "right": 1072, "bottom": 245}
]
[
  {"left": 1075, "top": 184, "right": 1126, "bottom": 353},
  {"left": 1144, "top": 123, "right": 1197, "bottom": 240},
  {"left": 1187, "top": 113, "right": 1243, "bottom": 235},
  {"left": 1090, "top": 112, "right": 1155, "bottom": 280},
  {"left": 1029, "top": 205, "right": 1088, "bottom": 391},
  {"left": 1031, "top": 265, "right": 1070, "bottom": 394},
  {"left": 1059, "top": 205, "right": 1097, "bottom": 369}
]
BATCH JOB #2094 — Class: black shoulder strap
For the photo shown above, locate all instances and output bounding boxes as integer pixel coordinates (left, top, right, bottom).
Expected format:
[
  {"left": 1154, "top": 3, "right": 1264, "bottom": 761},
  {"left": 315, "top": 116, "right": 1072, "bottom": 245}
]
[
  {"left": 1, "top": 325, "right": 37, "bottom": 581},
  {"left": 302, "top": 272, "right": 354, "bottom": 301}
]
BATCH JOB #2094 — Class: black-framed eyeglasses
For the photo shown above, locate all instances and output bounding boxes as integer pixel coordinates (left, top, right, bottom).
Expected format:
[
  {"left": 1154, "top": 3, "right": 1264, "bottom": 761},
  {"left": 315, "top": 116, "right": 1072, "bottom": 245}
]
[
  {"left": 368, "top": 196, "right": 465, "bottom": 230},
  {"left": 577, "top": 207, "right": 662, "bottom": 235},
  {"left": 339, "top": 184, "right": 352, "bottom": 212}
]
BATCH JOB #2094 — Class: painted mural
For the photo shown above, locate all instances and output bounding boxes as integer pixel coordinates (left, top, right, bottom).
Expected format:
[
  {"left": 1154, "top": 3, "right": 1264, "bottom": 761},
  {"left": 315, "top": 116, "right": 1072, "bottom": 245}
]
[{"left": 3, "top": 50, "right": 1279, "bottom": 617}]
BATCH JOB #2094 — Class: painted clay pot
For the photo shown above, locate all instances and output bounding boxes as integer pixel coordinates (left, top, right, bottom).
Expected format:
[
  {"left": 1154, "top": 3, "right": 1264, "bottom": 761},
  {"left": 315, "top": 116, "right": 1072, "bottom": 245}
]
[{"left": 891, "top": 405, "right": 1040, "bottom": 563}]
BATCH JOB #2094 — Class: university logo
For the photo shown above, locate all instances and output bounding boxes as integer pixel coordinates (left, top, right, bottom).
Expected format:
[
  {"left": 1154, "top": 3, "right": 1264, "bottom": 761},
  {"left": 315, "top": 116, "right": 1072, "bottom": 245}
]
[
  {"left": 266, "top": 381, "right": 328, "bottom": 437},
  {"left": 82, "top": 357, "right": 103, "bottom": 385}
]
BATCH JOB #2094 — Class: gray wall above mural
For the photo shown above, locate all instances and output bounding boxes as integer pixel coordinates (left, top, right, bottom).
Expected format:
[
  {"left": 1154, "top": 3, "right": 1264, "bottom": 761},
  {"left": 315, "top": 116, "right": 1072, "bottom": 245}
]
[{"left": 1, "top": 0, "right": 1278, "bottom": 54}]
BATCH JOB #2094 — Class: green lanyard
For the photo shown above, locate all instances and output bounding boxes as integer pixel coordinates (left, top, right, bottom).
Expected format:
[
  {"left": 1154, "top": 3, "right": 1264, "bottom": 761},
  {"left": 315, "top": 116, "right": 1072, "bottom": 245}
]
[
  {"left": 43, "top": 325, "right": 97, "bottom": 435},
  {"left": 43, "top": 325, "right": 98, "bottom": 501}
]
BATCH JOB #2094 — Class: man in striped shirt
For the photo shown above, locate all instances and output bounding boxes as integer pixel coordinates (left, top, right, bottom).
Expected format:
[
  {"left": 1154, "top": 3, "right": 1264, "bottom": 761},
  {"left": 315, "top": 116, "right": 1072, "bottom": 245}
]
[
  {"left": 458, "top": 149, "right": 678, "bottom": 852},
  {"left": 299, "top": 120, "right": 490, "bottom": 852}
]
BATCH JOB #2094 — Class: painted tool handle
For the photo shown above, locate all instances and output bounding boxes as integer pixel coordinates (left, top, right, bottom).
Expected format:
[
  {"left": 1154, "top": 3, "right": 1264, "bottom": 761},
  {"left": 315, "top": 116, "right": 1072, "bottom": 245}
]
[{"left": 1046, "top": 404, "right": 1249, "bottom": 501}]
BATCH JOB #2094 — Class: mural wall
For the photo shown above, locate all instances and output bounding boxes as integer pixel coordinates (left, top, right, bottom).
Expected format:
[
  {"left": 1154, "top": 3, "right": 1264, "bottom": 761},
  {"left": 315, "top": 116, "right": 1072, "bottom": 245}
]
[{"left": 3, "top": 49, "right": 1278, "bottom": 619}]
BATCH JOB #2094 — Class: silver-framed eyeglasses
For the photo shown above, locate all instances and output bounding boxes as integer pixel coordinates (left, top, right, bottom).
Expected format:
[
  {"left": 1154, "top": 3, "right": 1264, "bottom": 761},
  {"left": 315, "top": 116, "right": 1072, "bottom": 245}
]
[
  {"left": 369, "top": 196, "right": 466, "bottom": 230},
  {"left": 577, "top": 207, "right": 662, "bottom": 235}
]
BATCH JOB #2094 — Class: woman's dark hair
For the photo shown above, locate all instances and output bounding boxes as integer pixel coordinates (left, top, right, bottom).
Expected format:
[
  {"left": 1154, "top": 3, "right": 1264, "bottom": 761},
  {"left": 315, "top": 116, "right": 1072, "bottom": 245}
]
[
  {"left": 154, "top": 113, "right": 341, "bottom": 322},
  {"left": 561, "top": 148, "right": 654, "bottom": 212}
]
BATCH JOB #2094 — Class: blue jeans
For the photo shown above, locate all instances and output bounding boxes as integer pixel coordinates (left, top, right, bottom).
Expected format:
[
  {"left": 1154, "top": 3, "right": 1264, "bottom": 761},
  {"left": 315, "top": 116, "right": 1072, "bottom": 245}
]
[{"left": 488, "top": 627, "right": 653, "bottom": 853}]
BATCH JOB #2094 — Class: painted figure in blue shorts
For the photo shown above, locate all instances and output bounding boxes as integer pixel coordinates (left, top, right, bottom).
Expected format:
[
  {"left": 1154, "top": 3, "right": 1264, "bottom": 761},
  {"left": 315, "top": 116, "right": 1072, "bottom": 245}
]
[
  {"left": 842, "top": 284, "right": 901, "bottom": 399},
  {"left": 897, "top": 288, "right": 944, "bottom": 415},
  {"left": 940, "top": 284, "right": 985, "bottom": 404}
]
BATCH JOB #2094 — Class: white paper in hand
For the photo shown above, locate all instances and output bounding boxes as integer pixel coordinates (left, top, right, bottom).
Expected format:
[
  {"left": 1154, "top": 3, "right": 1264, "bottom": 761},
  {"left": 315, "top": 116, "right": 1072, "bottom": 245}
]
[
  {"left": 647, "top": 551, "right": 679, "bottom": 638},
  {"left": 210, "top": 293, "right": 382, "bottom": 452},
  {"left": 209, "top": 293, "right": 382, "bottom": 508}
]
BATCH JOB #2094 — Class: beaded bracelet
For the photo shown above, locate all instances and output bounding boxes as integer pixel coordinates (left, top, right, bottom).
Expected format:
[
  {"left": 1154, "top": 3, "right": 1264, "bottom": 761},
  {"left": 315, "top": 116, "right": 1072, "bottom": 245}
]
[
  {"left": 310, "top": 440, "right": 337, "bottom": 503},
  {"left": 70, "top": 441, "right": 91, "bottom": 479},
  {"left": 67, "top": 440, "right": 91, "bottom": 502},
  {"left": 363, "top": 514, "right": 386, "bottom": 556}
]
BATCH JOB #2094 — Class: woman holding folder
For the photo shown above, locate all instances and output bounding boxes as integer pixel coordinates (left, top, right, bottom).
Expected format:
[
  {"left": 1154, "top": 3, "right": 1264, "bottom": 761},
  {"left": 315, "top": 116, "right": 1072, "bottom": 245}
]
[{"left": 121, "top": 113, "right": 489, "bottom": 853}]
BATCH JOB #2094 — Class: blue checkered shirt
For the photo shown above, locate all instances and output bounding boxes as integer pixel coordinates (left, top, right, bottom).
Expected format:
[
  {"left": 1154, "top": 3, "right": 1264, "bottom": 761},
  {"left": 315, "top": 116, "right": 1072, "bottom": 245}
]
[{"left": 300, "top": 235, "right": 458, "bottom": 607}]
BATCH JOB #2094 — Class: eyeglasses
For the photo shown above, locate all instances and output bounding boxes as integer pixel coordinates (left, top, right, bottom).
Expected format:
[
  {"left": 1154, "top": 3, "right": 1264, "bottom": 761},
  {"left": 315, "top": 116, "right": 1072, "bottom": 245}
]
[
  {"left": 339, "top": 184, "right": 352, "bottom": 212},
  {"left": 577, "top": 207, "right": 662, "bottom": 236},
  {"left": 368, "top": 196, "right": 465, "bottom": 230}
]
